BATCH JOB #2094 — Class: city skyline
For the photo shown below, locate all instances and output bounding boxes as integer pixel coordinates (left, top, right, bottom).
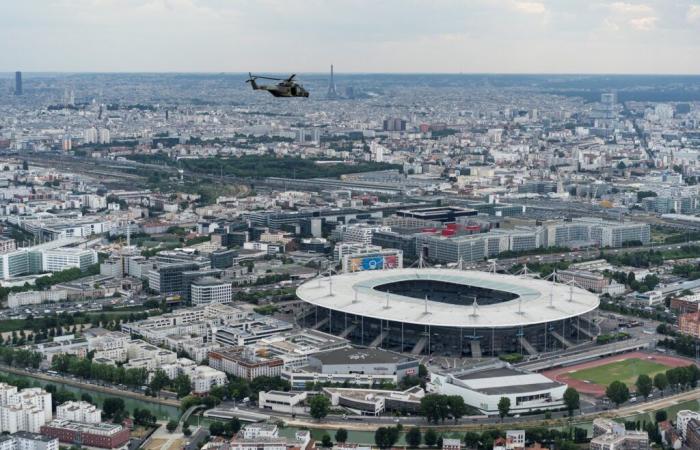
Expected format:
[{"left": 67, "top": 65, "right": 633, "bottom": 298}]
[{"left": 1, "top": 0, "right": 700, "bottom": 74}]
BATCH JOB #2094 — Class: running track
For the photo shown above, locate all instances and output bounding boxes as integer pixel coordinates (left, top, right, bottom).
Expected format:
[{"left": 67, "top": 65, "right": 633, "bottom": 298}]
[{"left": 542, "top": 351, "right": 696, "bottom": 397}]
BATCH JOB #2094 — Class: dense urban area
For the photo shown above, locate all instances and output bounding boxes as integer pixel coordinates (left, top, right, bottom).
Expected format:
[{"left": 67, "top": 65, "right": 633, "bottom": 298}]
[{"left": 0, "top": 71, "right": 700, "bottom": 450}]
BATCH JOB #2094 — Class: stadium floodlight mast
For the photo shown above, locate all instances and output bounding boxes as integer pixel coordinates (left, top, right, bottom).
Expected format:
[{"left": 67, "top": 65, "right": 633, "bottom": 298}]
[{"left": 470, "top": 296, "right": 479, "bottom": 317}]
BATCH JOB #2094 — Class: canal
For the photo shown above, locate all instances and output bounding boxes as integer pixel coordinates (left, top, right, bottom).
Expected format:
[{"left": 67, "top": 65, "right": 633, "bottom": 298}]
[{"left": 0, "top": 370, "right": 181, "bottom": 421}]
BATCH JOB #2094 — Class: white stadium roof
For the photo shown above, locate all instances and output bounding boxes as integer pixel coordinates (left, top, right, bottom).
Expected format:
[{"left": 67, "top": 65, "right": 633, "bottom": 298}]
[{"left": 296, "top": 268, "right": 599, "bottom": 328}]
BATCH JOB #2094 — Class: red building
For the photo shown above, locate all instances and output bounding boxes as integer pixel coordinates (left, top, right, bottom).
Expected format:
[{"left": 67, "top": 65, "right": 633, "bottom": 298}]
[
  {"left": 41, "top": 420, "right": 130, "bottom": 449},
  {"left": 679, "top": 312, "right": 700, "bottom": 338}
]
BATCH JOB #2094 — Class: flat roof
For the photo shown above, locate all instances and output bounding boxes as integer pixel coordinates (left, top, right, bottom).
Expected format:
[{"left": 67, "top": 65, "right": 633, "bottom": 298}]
[
  {"left": 311, "top": 347, "right": 414, "bottom": 365},
  {"left": 296, "top": 268, "right": 599, "bottom": 328}
]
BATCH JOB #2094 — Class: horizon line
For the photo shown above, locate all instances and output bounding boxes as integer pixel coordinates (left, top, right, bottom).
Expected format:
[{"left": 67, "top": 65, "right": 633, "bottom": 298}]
[{"left": 4, "top": 71, "right": 700, "bottom": 77}]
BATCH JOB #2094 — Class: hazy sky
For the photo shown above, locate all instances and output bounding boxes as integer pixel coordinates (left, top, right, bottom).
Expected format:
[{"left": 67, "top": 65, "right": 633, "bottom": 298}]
[{"left": 2, "top": 0, "right": 699, "bottom": 74}]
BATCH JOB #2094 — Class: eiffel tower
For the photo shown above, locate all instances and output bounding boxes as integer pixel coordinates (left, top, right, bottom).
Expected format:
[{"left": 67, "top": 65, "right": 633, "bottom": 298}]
[{"left": 327, "top": 64, "right": 338, "bottom": 99}]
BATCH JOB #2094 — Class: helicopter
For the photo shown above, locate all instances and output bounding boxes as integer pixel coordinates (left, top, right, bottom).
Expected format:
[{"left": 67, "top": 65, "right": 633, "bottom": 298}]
[{"left": 246, "top": 73, "right": 309, "bottom": 97}]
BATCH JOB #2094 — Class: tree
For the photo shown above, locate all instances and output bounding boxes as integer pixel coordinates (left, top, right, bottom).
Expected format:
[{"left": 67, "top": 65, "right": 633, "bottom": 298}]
[
  {"left": 133, "top": 408, "right": 157, "bottom": 426},
  {"left": 335, "top": 428, "right": 348, "bottom": 444},
  {"left": 80, "top": 393, "right": 93, "bottom": 404},
  {"left": 224, "top": 417, "right": 242, "bottom": 436},
  {"left": 464, "top": 432, "right": 480, "bottom": 449},
  {"left": 183, "top": 425, "right": 192, "bottom": 437},
  {"left": 321, "top": 434, "right": 333, "bottom": 448},
  {"left": 173, "top": 373, "right": 192, "bottom": 398},
  {"left": 375, "top": 428, "right": 390, "bottom": 449},
  {"left": 420, "top": 394, "right": 450, "bottom": 424},
  {"left": 447, "top": 395, "right": 467, "bottom": 423},
  {"left": 149, "top": 369, "right": 170, "bottom": 396},
  {"left": 563, "top": 387, "right": 580, "bottom": 417},
  {"left": 309, "top": 395, "right": 330, "bottom": 420},
  {"left": 635, "top": 374, "right": 653, "bottom": 400},
  {"left": 606, "top": 381, "right": 630, "bottom": 406},
  {"left": 102, "top": 397, "right": 125, "bottom": 420},
  {"left": 653, "top": 372, "right": 668, "bottom": 394},
  {"left": 209, "top": 421, "right": 225, "bottom": 436},
  {"left": 166, "top": 420, "right": 178, "bottom": 433},
  {"left": 655, "top": 410, "right": 667, "bottom": 423},
  {"left": 406, "top": 427, "right": 422, "bottom": 448},
  {"left": 424, "top": 429, "right": 438, "bottom": 447},
  {"left": 498, "top": 397, "right": 511, "bottom": 421}
]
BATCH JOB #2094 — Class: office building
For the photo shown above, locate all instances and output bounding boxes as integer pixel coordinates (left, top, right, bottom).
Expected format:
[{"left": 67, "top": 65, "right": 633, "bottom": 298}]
[
  {"left": 209, "top": 348, "right": 284, "bottom": 380},
  {"left": 191, "top": 277, "right": 232, "bottom": 306},
  {"left": 383, "top": 118, "right": 407, "bottom": 132},
  {"left": 147, "top": 263, "right": 199, "bottom": 295},
  {"left": 210, "top": 248, "right": 236, "bottom": 269},
  {"left": 41, "top": 248, "right": 97, "bottom": 272}
]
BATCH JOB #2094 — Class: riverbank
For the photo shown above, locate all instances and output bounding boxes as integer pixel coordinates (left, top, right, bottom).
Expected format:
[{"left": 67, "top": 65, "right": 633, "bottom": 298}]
[
  {"left": 0, "top": 365, "right": 180, "bottom": 408},
  {"left": 3, "top": 365, "right": 699, "bottom": 434},
  {"left": 279, "top": 388, "right": 700, "bottom": 432}
]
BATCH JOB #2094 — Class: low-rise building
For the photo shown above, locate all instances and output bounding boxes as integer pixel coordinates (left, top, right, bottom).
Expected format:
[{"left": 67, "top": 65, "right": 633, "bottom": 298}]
[
  {"left": 40, "top": 419, "right": 130, "bottom": 449},
  {"left": 258, "top": 391, "right": 307, "bottom": 414},
  {"left": 590, "top": 418, "right": 649, "bottom": 450},
  {"left": 428, "top": 363, "right": 567, "bottom": 415},
  {"left": 0, "top": 432, "right": 59, "bottom": 450},
  {"left": 56, "top": 401, "right": 101, "bottom": 424},
  {"left": 209, "top": 348, "right": 284, "bottom": 380},
  {"left": 556, "top": 269, "right": 610, "bottom": 293},
  {"left": 678, "top": 312, "right": 700, "bottom": 338}
]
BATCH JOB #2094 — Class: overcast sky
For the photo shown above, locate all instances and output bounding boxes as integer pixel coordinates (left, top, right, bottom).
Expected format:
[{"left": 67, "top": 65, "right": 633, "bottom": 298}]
[{"left": 2, "top": 0, "right": 699, "bottom": 74}]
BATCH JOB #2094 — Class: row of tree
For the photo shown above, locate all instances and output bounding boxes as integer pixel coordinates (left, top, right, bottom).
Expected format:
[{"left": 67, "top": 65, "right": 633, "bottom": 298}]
[
  {"left": 606, "top": 365, "right": 700, "bottom": 406},
  {"left": 51, "top": 353, "right": 149, "bottom": 388},
  {"left": 0, "top": 346, "right": 43, "bottom": 369},
  {"left": 419, "top": 394, "right": 470, "bottom": 424}
]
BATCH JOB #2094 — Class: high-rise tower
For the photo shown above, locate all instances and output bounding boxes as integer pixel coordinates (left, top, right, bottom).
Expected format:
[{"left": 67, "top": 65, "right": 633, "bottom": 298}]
[
  {"left": 327, "top": 64, "right": 338, "bottom": 99},
  {"left": 14, "top": 71, "right": 22, "bottom": 95}
]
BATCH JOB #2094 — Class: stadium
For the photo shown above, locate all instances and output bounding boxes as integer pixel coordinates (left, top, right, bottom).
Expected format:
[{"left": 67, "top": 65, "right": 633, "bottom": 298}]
[{"left": 296, "top": 268, "right": 600, "bottom": 357}]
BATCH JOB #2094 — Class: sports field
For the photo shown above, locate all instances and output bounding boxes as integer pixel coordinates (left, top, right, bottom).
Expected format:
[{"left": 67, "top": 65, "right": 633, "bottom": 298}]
[{"left": 568, "top": 357, "right": 670, "bottom": 387}]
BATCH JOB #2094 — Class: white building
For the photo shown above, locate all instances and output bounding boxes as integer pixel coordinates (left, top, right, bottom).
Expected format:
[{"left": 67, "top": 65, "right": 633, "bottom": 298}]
[
  {"left": 0, "top": 432, "right": 59, "bottom": 450},
  {"left": 41, "top": 248, "right": 97, "bottom": 272},
  {"left": 7, "top": 290, "right": 67, "bottom": 309},
  {"left": 186, "top": 366, "right": 227, "bottom": 395},
  {"left": 427, "top": 364, "right": 567, "bottom": 415},
  {"left": 56, "top": 401, "right": 101, "bottom": 424},
  {"left": 191, "top": 277, "right": 232, "bottom": 306},
  {"left": 677, "top": 410, "right": 700, "bottom": 441},
  {"left": 258, "top": 391, "right": 307, "bottom": 414},
  {"left": 0, "top": 384, "right": 52, "bottom": 434},
  {"left": 341, "top": 225, "right": 391, "bottom": 246}
]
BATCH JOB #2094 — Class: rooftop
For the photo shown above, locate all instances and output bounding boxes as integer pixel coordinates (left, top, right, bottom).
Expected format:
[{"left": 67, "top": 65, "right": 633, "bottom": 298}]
[
  {"left": 297, "top": 268, "right": 599, "bottom": 328},
  {"left": 311, "top": 347, "right": 414, "bottom": 366}
]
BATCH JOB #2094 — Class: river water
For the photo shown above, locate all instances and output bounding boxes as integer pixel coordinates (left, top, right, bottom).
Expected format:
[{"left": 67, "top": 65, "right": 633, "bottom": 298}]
[{"left": 0, "top": 370, "right": 181, "bottom": 421}]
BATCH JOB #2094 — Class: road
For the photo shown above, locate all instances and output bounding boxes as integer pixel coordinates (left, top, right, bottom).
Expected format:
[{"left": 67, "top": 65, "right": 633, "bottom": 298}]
[
  {"left": 4, "top": 363, "right": 698, "bottom": 433},
  {"left": 272, "top": 387, "right": 700, "bottom": 432},
  {"left": 0, "top": 365, "right": 180, "bottom": 408}
]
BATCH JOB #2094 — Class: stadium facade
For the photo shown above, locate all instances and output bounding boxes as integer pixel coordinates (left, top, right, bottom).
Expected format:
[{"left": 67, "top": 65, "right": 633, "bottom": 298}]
[{"left": 296, "top": 268, "right": 599, "bottom": 357}]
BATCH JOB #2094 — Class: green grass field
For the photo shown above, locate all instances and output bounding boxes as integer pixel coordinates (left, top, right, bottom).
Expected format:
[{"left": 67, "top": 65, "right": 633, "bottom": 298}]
[{"left": 569, "top": 358, "right": 671, "bottom": 388}]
